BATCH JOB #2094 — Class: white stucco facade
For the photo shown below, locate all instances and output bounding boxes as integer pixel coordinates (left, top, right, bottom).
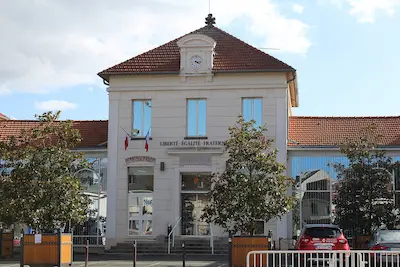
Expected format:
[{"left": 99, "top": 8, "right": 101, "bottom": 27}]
[{"left": 105, "top": 71, "right": 292, "bottom": 248}]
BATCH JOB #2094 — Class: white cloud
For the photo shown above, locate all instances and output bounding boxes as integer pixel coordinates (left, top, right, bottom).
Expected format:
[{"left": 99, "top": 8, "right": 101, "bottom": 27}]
[
  {"left": 324, "top": 0, "right": 400, "bottom": 22},
  {"left": 0, "top": 0, "right": 311, "bottom": 94},
  {"left": 292, "top": 4, "right": 305, "bottom": 14},
  {"left": 347, "top": 0, "right": 400, "bottom": 23},
  {"left": 34, "top": 100, "right": 78, "bottom": 111}
]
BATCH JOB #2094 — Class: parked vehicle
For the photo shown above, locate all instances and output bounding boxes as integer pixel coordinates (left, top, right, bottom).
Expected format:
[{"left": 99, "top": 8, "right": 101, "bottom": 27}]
[
  {"left": 368, "top": 229, "right": 400, "bottom": 266},
  {"left": 296, "top": 224, "right": 350, "bottom": 251},
  {"left": 295, "top": 224, "right": 350, "bottom": 266}
]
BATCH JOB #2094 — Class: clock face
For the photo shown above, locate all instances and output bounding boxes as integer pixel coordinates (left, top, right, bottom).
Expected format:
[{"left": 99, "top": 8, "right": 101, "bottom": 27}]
[{"left": 190, "top": 55, "right": 202, "bottom": 69}]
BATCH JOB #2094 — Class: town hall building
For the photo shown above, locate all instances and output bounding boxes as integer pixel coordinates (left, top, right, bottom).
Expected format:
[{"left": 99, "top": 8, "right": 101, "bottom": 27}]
[
  {"left": 98, "top": 14, "right": 298, "bottom": 248},
  {"left": 1, "top": 14, "right": 399, "bottom": 253}
]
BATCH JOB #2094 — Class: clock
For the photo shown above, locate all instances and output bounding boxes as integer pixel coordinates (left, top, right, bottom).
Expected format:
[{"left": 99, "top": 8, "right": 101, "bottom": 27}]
[{"left": 190, "top": 55, "right": 203, "bottom": 69}]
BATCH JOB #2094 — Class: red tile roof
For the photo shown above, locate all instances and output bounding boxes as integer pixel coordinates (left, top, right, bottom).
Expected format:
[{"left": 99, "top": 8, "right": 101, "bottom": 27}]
[
  {"left": 289, "top": 116, "right": 400, "bottom": 147},
  {"left": 0, "top": 120, "right": 108, "bottom": 149},
  {"left": 98, "top": 25, "right": 295, "bottom": 81},
  {"left": 1, "top": 117, "right": 398, "bottom": 149}
]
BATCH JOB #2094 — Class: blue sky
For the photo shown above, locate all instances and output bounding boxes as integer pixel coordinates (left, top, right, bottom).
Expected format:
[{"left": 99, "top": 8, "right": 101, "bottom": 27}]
[{"left": 0, "top": 0, "right": 399, "bottom": 120}]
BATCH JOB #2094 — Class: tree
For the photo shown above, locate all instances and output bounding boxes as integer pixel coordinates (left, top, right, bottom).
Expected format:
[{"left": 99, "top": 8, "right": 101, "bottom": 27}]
[
  {"left": 0, "top": 111, "right": 91, "bottom": 232},
  {"left": 201, "top": 115, "right": 295, "bottom": 235},
  {"left": 333, "top": 125, "right": 399, "bottom": 236}
]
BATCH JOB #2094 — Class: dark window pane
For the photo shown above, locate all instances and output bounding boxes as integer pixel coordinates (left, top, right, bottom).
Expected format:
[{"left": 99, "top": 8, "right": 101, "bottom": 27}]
[
  {"left": 378, "top": 231, "right": 400, "bottom": 242},
  {"left": 128, "top": 166, "right": 154, "bottom": 192},
  {"left": 181, "top": 174, "right": 211, "bottom": 191},
  {"left": 305, "top": 227, "right": 341, "bottom": 238}
]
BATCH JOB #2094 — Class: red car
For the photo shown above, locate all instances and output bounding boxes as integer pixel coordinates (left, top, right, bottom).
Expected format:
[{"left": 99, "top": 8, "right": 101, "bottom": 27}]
[
  {"left": 295, "top": 224, "right": 350, "bottom": 266},
  {"left": 296, "top": 224, "right": 350, "bottom": 251}
]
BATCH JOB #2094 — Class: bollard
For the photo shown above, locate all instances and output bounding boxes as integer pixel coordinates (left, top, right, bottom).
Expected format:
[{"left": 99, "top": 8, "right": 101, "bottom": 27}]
[
  {"left": 84, "top": 239, "right": 89, "bottom": 267},
  {"left": 228, "top": 232, "right": 232, "bottom": 267},
  {"left": 182, "top": 241, "right": 186, "bottom": 267},
  {"left": 133, "top": 240, "right": 137, "bottom": 267}
]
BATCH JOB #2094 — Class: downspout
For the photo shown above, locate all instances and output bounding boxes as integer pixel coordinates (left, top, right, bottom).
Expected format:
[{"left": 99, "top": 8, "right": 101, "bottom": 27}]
[{"left": 286, "top": 72, "right": 296, "bottom": 84}]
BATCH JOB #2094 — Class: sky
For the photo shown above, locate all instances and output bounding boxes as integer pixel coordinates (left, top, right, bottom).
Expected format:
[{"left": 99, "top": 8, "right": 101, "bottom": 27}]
[{"left": 0, "top": 0, "right": 400, "bottom": 120}]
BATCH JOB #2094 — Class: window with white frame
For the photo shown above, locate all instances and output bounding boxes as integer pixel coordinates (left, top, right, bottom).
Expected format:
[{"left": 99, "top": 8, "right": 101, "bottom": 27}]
[
  {"left": 242, "top": 98, "right": 262, "bottom": 127},
  {"left": 132, "top": 100, "right": 152, "bottom": 137},
  {"left": 187, "top": 99, "right": 206, "bottom": 137}
]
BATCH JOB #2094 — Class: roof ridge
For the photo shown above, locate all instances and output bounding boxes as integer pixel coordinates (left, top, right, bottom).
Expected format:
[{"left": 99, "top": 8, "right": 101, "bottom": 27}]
[
  {"left": 98, "top": 25, "right": 209, "bottom": 76},
  {"left": 98, "top": 24, "right": 295, "bottom": 80},
  {"left": 211, "top": 26, "right": 295, "bottom": 70}
]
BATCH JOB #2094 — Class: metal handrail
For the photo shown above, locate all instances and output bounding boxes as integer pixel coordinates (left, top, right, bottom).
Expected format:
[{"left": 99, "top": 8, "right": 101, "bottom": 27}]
[{"left": 167, "top": 217, "right": 182, "bottom": 254}]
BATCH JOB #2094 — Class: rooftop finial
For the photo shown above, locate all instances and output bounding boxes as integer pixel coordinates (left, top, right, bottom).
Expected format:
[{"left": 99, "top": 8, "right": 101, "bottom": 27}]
[{"left": 205, "top": 13, "right": 215, "bottom": 27}]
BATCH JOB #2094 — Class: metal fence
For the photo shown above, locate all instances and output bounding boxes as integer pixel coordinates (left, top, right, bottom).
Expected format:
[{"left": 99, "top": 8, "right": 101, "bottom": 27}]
[{"left": 247, "top": 250, "right": 400, "bottom": 267}]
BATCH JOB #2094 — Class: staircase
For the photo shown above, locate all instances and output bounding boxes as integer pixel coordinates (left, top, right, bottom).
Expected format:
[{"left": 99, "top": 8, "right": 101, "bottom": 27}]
[{"left": 107, "top": 237, "right": 229, "bottom": 255}]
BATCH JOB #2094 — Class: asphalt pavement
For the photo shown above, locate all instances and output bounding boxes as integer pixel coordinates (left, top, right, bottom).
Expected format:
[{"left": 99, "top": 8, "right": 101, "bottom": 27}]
[{"left": 0, "top": 254, "right": 228, "bottom": 267}]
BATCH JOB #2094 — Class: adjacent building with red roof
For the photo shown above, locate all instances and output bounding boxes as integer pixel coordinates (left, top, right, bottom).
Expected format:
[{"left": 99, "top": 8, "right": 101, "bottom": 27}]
[{"left": 0, "top": 113, "right": 9, "bottom": 120}]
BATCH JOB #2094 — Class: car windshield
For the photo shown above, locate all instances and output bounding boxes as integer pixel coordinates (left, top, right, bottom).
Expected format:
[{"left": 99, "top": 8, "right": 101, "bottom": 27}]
[
  {"left": 378, "top": 231, "right": 400, "bottom": 242},
  {"left": 305, "top": 227, "right": 341, "bottom": 238}
]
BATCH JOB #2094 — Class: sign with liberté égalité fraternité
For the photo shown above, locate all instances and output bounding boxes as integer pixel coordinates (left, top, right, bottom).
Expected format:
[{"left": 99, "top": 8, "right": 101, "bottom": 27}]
[{"left": 159, "top": 140, "right": 226, "bottom": 147}]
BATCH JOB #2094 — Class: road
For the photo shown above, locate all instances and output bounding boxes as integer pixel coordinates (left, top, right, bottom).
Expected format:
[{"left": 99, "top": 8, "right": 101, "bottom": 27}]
[
  {"left": 0, "top": 261, "right": 228, "bottom": 267},
  {"left": 0, "top": 254, "right": 228, "bottom": 267}
]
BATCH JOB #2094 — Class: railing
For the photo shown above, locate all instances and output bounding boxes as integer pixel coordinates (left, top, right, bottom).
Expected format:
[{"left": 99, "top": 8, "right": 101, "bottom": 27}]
[
  {"left": 278, "top": 237, "right": 296, "bottom": 250},
  {"left": 73, "top": 235, "right": 105, "bottom": 247},
  {"left": 246, "top": 250, "right": 400, "bottom": 267},
  {"left": 210, "top": 223, "right": 214, "bottom": 255},
  {"left": 167, "top": 217, "right": 182, "bottom": 254}
]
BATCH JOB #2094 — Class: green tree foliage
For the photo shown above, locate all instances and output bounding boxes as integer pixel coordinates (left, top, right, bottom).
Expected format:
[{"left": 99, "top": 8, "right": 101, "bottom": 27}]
[
  {"left": 334, "top": 125, "right": 399, "bottom": 236},
  {"left": 201, "top": 115, "right": 295, "bottom": 235},
  {"left": 0, "top": 111, "right": 91, "bottom": 232}
]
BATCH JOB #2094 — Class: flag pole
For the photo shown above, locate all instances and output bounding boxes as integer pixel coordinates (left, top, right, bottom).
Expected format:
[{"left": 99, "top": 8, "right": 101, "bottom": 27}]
[{"left": 120, "top": 126, "right": 133, "bottom": 139}]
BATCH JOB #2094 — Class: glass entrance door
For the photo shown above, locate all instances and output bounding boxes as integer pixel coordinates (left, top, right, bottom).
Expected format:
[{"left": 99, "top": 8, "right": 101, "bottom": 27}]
[
  {"left": 128, "top": 193, "right": 153, "bottom": 236},
  {"left": 181, "top": 173, "right": 211, "bottom": 236},
  {"left": 181, "top": 193, "right": 210, "bottom": 235}
]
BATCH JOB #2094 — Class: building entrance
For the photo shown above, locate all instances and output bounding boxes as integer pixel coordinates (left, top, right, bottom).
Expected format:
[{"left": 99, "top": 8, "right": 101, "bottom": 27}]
[
  {"left": 127, "top": 165, "right": 154, "bottom": 236},
  {"left": 128, "top": 192, "right": 153, "bottom": 236},
  {"left": 181, "top": 193, "right": 209, "bottom": 235},
  {"left": 181, "top": 173, "right": 211, "bottom": 236}
]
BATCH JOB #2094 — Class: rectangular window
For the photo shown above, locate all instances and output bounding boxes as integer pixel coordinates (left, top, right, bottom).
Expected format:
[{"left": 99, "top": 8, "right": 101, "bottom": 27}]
[
  {"left": 127, "top": 166, "right": 154, "bottom": 192},
  {"left": 133, "top": 100, "right": 152, "bottom": 137},
  {"left": 187, "top": 99, "right": 206, "bottom": 136},
  {"left": 242, "top": 98, "right": 262, "bottom": 127},
  {"left": 181, "top": 173, "right": 212, "bottom": 191}
]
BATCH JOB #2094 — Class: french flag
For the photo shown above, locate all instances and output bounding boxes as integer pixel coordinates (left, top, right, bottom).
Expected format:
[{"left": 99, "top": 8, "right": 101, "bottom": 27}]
[{"left": 144, "top": 129, "right": 150, "bottom": 152}]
